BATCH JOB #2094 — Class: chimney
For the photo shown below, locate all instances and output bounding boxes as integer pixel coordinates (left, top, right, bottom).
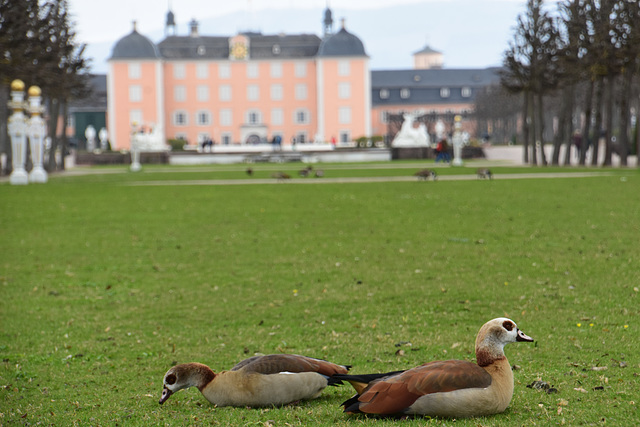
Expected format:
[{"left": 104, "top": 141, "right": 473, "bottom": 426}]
[{"left": 189, "top": 19, "right": 199, "bottom": 37}]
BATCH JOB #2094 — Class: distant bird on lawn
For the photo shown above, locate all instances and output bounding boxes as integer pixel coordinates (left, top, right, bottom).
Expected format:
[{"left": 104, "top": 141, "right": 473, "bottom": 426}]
[
  {"left": 271, "top": 171, "right": 291, "bottom": 180},
  {"left": 159, "top": 354, "right": 350, "bottom": 408},
  {"left": 246, "top": 167, "right": 253, "bottom": 176},
  {"left": 336, "top": 318, "right": 533, "bottom": 418},
  {"left": 476, "top": 168, "right": 493, "bottom": 179},
  {"left": 414, "top": 169, "right": 438, "bottom": 181},
  {"left": 314, "top": 169, "right": 324, "bottom": 178}
]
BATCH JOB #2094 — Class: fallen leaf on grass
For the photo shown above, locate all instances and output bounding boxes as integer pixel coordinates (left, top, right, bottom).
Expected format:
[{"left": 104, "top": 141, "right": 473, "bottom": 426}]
[{"left": 574, "top": 387, "right": 588, "bottom": 393}]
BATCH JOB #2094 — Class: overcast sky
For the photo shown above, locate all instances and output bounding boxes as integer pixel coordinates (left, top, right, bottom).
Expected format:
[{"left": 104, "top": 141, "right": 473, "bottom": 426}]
[{"left": 68, "top": 0, "right": 558, "bottom": 73}]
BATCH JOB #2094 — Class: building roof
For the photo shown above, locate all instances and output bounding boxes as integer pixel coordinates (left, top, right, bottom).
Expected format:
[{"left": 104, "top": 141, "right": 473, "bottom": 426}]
[
  {"left": 372, "top": 68, "right": 500, "bottom": 88},
  {"left": 371, "top": 68, "right": 501, "bottom": 106},
  {"left": 413, "top": 45, "right": 441, "bottom": 55},
  {"left": 110, "top": 27, "right": 160, "bottom": 59},
  {"left": 157, "top": 33, "right": 322, "bottom": 60},
  {"left": 317, "top": 27, "right": 367, "bottom": 57}
]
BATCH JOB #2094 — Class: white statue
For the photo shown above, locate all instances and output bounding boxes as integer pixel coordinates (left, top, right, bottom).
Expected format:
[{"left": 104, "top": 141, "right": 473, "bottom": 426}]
[
  {"left": 131, "top": 124, "right": 169, "bottom": 152},
  {"left": 99, "top": 127, "right": 109, "bottom": 151},
  {"left": 451, "top": 115, "right": 467, "bottom": 166},
  {"left": 85, "top": 125, "right": 96, "bottom": 151},
  {"left": 435, "top": 119, "right": 446, "bottom": 141},
  {"left": 392, "top": 113, "right": 430, "bottom": 147}
]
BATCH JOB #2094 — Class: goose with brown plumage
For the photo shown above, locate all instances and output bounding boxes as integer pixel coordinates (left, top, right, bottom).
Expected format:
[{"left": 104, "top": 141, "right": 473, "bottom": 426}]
[
  {"left": 159, "top": 354, "right": 350, "bottom": 407},
  {"left": 337, "top": 318, "right": 533, "bottom": 418}
]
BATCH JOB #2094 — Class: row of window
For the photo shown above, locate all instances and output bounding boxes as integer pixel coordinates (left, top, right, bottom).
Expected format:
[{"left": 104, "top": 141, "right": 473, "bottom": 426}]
[
  {"left": 167, "top": 107, "right": 353, "bottom": 127},
  {"left": 127, "top": 60, "right": 352, "bottom": 81},
  {"left": 129, "top": 82, "right": 352, "bottom": 103},
  {"left": 378, "top": 87, "right": 473, "bottom": 100}
]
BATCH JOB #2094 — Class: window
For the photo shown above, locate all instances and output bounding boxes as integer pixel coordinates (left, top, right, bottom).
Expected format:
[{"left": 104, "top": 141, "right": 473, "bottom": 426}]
[
  {"left": 197, "top": 46, "right": 206, "bottom": 56},
  {"left": 218, "top": 63, "right": 231, "bottom": 79},
  {"left": 173, "top": 64, "right": 186, "bottom": 79},
  {"left": 220, "top": 109, "right": 232, "bottom": 126},
  {"left": 440, "top": 87, "right": 450, "bottom": 98},
  {"left": 271, "top": 108, "right": 284, "bottom": 125},
  {"left": 381, "top": 111, "right": 389, "bottom": 123},
  {"left": 130, "top": 109, "right": 142, "bottom": 127},
  {"left": 338, "top": 60, "right": 350, "bottom": 76},
  {"left": 196, "top": 110, "right": 211, "bottom": 126},
  {"left": 338, "top": 107, "right": 351, "bottom": 124},
  {"left": 246, "top": 110, "right": 262, "bottom": 124},
  {"left": 247, "top": 84, "right": 259, "bottom": 101},
  {"left": 294, "top": 109, "right": 309, "bottom": 124},
  {"left": 461, "top": 87, "right": 472, "bottom": 98},
  {"left": 129, "top": 85, "right": 142, "bottom": 102},
  {"left": 294, "top": 62, "right": 307, "bottom": 77},
  {"left": 221, "top": 133, "right": 232, "bottom": 145},
  {"left": 379, "top": 89, "right": 389, "bottom": 99},
  {"left": 196, "top": 63, "right": 209, "bottom": 79},
  {"left": 340, "top": 131, "right": 351, "bottom": 143},
  {"left": 197, "top": 85, "right": 209, "bottom": 102},
  {"left": 400, "top": 88, "right": 410, "bottom": 99},
  {"left": 174, "top": 85, "right": 186, "bottom": 102},
  {"left": 128, "top": 63, "right": 141, "bottom": 79},
  {"left": 247, "top": 63, "right": 259, "bottom": 78},
  {"left": 270, "top": 62, "right": 282, "bottom": 78},
  {"left": 219, "top": 85, "right": 232, "bottom": 101},
  {"left": 272, "top": 44, "right": 281, "bottom": 55},
  {"left": 271, "top": 84, "right": 283, "bottom": 101},
  {"left": 338, "top": 82, "right": 351, "bottom": 99},
  {"left": 296, "top": 132, "right": 308, "bottom": 144},
  {"left": 295, "top": 84, "right": 307, "bottom": 100},
  {"left": 173, "top": 111, "right": 188, "bottom": 126}
]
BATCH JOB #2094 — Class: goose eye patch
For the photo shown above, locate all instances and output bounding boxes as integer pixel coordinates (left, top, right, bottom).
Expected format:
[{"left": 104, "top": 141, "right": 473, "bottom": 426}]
[
  {"left": 502, "top": 321, "right": 514, "bottom": 331},
  {"left": 166, "top": 374, "right": 177, "bottom": 385}
]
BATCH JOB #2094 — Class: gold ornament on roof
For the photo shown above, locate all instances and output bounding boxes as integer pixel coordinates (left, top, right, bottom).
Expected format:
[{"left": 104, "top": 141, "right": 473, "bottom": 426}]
[
  {"left": 11, "top": 79, "right": 25, "bottom": 91},
  {"left": 28, "top": 86, "right": 42, "bottom": 97}
]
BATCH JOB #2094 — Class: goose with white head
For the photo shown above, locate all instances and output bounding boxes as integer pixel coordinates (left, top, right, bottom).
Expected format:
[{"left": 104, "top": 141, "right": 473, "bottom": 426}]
[{"left": 338, "top": 318, "right": 534, "bottom": 418}]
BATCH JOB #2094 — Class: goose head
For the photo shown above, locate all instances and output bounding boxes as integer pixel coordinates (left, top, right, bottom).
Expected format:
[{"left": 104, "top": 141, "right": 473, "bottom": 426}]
[
  {"left": 475, "top": 318, "right": 533, "bottom": 367},
  {"left": 159, "top": 363, "right": 215, "bottom": 405}
]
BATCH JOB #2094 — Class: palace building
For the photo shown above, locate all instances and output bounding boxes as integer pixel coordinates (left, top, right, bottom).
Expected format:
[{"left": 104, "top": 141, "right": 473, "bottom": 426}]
[
  {"left": 108, "top": 7, "right": 370, "bottom": 150},
  {"left": 106, "top": 7, "right": 500, "bottom": 151}
]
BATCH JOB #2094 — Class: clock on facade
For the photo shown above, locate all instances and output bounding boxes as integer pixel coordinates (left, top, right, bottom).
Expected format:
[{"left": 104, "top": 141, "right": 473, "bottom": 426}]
[{"left": 231, "top": 42, "right": 247, "bottom": 60}]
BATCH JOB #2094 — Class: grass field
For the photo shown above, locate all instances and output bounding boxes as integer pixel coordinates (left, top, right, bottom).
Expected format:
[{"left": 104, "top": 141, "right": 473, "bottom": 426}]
[{"left": 1, "top": 162, "right": 638, "bottom": 426}]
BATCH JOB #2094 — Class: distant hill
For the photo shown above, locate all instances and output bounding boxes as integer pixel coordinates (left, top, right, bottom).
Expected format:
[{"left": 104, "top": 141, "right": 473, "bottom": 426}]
[{"left": 86, "top": 0, "right": 524, "bottom": 74}]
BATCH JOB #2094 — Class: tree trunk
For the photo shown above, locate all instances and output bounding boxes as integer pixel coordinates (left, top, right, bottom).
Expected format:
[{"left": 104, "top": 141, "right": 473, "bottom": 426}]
[
  {"left": 562, "top": 86, "right": 576, "bottom": 166},
  {"left": 552, "top": 85, "right": 571, "bottom": 165},
  {"left": 0, "top": 84, "right": 11, "bottom": 175},
  {"left": 602, "top": 75, "right": 615, "bottom": 166},
  {"left": 591, "top": 76, "right": 605, "bottom": 166},
  {"left": 47, "top": 98, "right": 60, "bottom": 171},
  {"left": 617, "top": 70, "right": 632, "bottom": 167},
  {"left": 522, "top": 91, "right": 530, "bottom": 164},
  {"left": 529, "top": 91, "right": 538, "bottom": 166},
  {"left": 580, "top": 80, "right": 594, "bottom": 166},
  {"left": 60, "top": 99, "right": 69, "bottom": 170},
  {"left": 537, "top": 92, "right": 547, "bottom": 166}
]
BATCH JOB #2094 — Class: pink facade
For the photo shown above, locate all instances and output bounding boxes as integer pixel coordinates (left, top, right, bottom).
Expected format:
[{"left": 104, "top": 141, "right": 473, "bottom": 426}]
[{"left": 107, "top": 18, "right": 371, "bottom": 150}]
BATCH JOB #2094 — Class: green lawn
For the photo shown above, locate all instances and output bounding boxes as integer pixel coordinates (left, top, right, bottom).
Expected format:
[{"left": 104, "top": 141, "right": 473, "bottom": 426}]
[{"left": 1, "top": 163, "right": 638, "bottom": 425}]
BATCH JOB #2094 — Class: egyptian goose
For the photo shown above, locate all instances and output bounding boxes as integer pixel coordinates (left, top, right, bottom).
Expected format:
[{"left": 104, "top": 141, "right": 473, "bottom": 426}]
[
  {"left": 159, "top": 354, "right": 350, "bottom": 407},
  {"left": 476, "top": 168, "right": 493, "bottom": 179},
  {"left": 338, "top": 318, "right": 533, "bottom": 418},
  {"left": 414, "top": 169, "right": 438, "bottom": 181}
]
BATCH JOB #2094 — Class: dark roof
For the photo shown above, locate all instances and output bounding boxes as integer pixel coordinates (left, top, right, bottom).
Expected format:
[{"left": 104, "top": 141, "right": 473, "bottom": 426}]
[
  {"left": 413, "top": 45, "right": 441, "bottom": 55},
  {"left": 110, "top": 29, "right": 160, "bottom": 59},
  {"left": 371, "top": 68, "right": 501, "bottom": 106},
  {"left": 157, "top": 33, "right": 321, "bottom": 60},
  {"left": 317, "top": 27, "right": 367, "bottom": 57},
  {"left": 372, "top": 68, "right": 500, "bottom": 88}
]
